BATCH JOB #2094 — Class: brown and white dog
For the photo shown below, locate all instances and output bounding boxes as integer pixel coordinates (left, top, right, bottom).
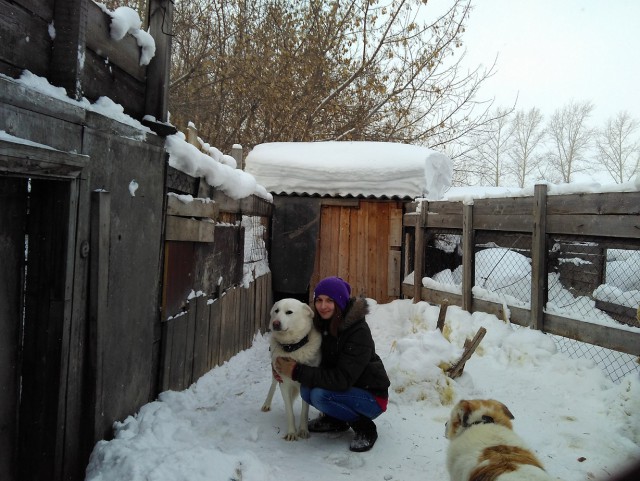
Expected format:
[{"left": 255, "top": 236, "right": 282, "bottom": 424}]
[
  {"left": 445, "top": 399, "right": 557, "bottom": 481},
  {"left": 261, "top": 298, "right": 321, "bottom": 441}
]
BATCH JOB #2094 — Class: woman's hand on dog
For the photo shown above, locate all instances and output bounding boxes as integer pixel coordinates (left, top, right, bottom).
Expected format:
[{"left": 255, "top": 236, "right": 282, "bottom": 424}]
[
  {"left": 275, "top": 356, "right": 297, "bottom": 379},
  {"left": 271, "top": 364, "right": 283, "bottom": 383}
]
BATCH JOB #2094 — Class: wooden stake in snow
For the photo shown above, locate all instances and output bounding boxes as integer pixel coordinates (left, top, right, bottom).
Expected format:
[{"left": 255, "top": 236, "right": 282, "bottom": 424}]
[
  {"left": 436, "top": 300, "right": 449, "bottom": 332},
  {"left": 447, "top": 327, "right": 487, "bottom": 379}
]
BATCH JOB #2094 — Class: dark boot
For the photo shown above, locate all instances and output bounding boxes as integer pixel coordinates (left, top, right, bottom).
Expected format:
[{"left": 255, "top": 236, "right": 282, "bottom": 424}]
[
  {"left": 348, "top": 417, "right": 378, "bottom": 452},
  {"left": 308, "top": 413, "right": 350, "bottom": 433}
]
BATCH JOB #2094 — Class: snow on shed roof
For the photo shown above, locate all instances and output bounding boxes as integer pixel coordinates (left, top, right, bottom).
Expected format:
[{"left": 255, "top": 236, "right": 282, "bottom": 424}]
[{"left": 244, "top": 141, "right": 453, "bottom": 200}]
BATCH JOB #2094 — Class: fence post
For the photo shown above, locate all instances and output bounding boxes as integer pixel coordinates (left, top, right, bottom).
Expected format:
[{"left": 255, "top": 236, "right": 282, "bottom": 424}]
[
  {"left": 462, "top": 203, "right": 474, "bottom": 312},
  {"left": 413, "top": 200, "right": 427, "bottom": 302},
  {"left": 232, "top": 144, "right": 244, "bottom": 170},
  {"left": 531, "top": 184, "right": 548, "bottom": 329}
]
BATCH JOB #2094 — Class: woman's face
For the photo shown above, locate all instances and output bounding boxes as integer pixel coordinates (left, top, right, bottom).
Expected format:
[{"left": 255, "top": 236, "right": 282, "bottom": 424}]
[{"left": 314, "top": 294, "right": 336, "bottom": 320}]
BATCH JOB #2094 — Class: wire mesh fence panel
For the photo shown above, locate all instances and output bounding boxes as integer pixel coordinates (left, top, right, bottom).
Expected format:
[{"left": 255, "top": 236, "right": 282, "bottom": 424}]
[
  {"left": 241, "top": 215, "right": 270, "bottom": 285},
  {"left": 550, "top": 334, "right": 639, "bottom": 384},
  {"left": 424, "top": 230, "right": 640, "bottom": 385}
]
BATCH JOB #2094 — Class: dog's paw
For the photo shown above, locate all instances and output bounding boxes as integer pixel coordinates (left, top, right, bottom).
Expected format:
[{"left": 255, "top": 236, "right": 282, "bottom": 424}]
[
  {"left": 297, "top": 428, "right": 310, "bottom": 439},
  {"left": 283, "top": 432, "right": 298, "bottom": 441},
  {"left": 261, "top": 404, "right": 271, "bottom": 412}
]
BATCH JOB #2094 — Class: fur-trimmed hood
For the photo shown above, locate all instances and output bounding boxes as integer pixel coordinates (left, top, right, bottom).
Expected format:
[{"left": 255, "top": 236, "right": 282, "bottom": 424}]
[{"left": 340, "top": 296, "right": 370, "bottom": 332}]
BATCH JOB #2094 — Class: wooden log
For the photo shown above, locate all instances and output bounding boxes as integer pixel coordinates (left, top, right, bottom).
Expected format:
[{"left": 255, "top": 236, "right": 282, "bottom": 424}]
[
  {"left": 436, "top": 300, "right": 449, "bottom": 332},
  {"left": 447, "top": 327, "right": 487, "bottom": 379}
]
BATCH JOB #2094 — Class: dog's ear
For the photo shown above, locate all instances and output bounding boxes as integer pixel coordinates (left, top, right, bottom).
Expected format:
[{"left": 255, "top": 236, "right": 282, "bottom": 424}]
[
  {"left": 498, "top": 401, "right": 515, "bottom": 420},
  {"left": 459, "top": 400, "right": 472, "bottom": 426},
  {"left": 303, "top": 303, "right": 314, "bottom": 318}
]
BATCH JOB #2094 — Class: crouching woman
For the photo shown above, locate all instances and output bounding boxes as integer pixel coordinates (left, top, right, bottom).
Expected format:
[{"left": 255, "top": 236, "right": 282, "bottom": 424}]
[{"left": 275, "top": 276, "right": 390, "bottom": 452}]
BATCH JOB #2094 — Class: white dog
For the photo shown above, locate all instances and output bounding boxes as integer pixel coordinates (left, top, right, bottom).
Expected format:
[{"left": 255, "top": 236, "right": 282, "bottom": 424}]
[
  {"left": 261, "top": 298, "right": 321, "bottom": 441},
  {"left": 445, "top": 399, "right": 557, "bottom": 481}
]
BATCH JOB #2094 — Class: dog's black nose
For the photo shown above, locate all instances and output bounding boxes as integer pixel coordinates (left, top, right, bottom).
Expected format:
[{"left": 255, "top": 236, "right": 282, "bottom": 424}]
[{"left": 272, "top": 320, "right": 281, "bottom": 330}]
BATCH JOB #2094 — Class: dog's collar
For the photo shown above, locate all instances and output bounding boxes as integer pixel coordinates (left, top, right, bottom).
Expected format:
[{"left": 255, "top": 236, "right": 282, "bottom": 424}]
[
  {"left": 281, "top": 335, "right": 309, "bottom": 353},
  {"left": 465, "top": 415, "right": 495, "bottom": 427}
]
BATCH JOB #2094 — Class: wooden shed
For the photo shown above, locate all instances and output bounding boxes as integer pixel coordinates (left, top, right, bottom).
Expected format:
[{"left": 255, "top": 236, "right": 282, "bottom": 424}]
[{"left": 246, "top": 141, "right": 453, "bottom": 304}]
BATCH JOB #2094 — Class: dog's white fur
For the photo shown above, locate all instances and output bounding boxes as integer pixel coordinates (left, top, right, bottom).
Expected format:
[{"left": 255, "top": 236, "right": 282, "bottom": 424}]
[
  {"left": 445, "top": 399, "right": 556, "bottom": 481},
  {"left": 261, "top": 298, "right": 321, "bottom": 441}
]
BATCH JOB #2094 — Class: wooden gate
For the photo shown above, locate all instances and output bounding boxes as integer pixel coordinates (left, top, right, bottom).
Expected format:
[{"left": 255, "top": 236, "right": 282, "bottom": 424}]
[
  {"left": 0, "top": 176, "right": 81, "bottom": 481},
  {"left": 311, "top": 200, "right": 403, "bottom": 303}
]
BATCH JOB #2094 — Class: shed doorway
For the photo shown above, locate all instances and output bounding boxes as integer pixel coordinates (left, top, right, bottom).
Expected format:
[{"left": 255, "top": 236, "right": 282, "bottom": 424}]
[
  {"left": 0, "top": 176, "right": 76, "bottom": 481},
  {"left": 310, "top": 200, "right": 403, "bottom": 303}
]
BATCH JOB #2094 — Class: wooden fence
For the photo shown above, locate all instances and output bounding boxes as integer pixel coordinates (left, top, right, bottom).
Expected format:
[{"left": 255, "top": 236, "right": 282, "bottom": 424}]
[
  {"left": 403, "top": 184, "right": 640, "bottom": 357},
  {"left": 160, "top": 273, "right": 272, "bottom": 391},
  {"left": 161, "top": 125, "right": 274, "bottom": 392}
]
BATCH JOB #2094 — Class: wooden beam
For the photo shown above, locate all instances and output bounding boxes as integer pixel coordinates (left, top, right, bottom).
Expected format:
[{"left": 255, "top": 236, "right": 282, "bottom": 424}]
[
  {"left": 165, "top": 216, "right": 215, "bottom": 243},
  {"left": 167, "top": 195, "right": 218, "bottom": 219},
  {"left": 89, "top": 191, "right": 110, "bottom": 444},
  {"left": 531, "top": 184, "right": 547, "bottom": 329},
  {"left": 413, "top": 201, "right": 427, "bottom": 302},
  {"left": 462, "top": 203, "right": 474, "bottom": 312},
  {"left": 50, "top": 0, "right": 87, "bottom": 99},
  {"left": 0, "top": 138, "right": 89, "bottom": 179},
  {"left": 145, "top": 0, "right": 174, "bottom": 121}
]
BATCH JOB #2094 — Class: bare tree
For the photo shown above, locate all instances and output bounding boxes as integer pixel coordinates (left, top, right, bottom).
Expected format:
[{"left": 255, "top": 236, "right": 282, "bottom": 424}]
[
  {"left": 595, "top": 111, "right": 640, "bottom": 183},
  {"left": 507, "top": 108, "right": 546, "bottom": 187},
  {"left": 461, "top": 107, "right": 514, "bottom": 186},
  {"left": 168, "top": 0, "right": 496, "bottom": 152},
  {"left": 545, "top": 101, "right": 595, "bottom": 183}
]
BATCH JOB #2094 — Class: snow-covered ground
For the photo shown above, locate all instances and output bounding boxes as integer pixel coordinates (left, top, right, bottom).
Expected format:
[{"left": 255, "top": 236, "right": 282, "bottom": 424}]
[{"left": 85, "top": 299, "right": 640, "bottom": 481}]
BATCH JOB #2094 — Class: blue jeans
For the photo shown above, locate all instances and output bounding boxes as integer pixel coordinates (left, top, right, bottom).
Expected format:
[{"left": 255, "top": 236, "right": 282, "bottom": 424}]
[{"left": 301, "top": 386, "right": 384, "bottom": 422}]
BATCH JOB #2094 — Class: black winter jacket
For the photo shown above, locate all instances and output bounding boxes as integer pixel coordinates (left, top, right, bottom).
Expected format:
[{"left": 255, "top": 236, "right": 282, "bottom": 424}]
[{"left": 294, "top": 297, "right": 390, "bottom": 398}]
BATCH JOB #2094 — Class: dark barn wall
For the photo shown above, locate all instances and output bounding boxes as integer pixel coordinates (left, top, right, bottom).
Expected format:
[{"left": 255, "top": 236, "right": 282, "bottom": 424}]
[
  {"left": 0, "top": 74, "right": 168, "bottom": 480},
  {"left": 83, "top": 115, "right": 167, "bottom": 441}
]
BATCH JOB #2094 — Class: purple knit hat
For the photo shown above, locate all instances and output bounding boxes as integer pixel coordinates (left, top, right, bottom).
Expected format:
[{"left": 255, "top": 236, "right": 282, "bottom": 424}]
[{"left": 314, "top": 276, "right": 352, "bottom": 312}]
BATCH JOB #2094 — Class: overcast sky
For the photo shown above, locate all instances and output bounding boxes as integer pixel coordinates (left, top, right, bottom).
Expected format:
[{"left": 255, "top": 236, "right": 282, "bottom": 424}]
[{"left": 459, "top": 0, "right": 640, "bottom": 125}]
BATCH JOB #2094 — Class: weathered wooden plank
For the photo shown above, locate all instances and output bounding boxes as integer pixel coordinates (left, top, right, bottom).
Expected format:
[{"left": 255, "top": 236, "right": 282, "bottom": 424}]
[
  {"left": 159, "top": 320, "right": 174, "bottom": 392},
  {"left": 356, "top": 203, "right": 367, "bottom": 297},
  {"left": 544, "top": 313, "right": 640, "bottom": 356},
  {"left": 144, "top": 0, "right": 173, "bottom": 122},
  {"left": 473, "top": 197, "right": 535, "bottom": 216},
  {"left": 530, "top": 185, "right": 547, "bottom": 329},
  {"left": 218, "top": 289, "right": 236, "bottom": 364},
  {"left": 81, "top": 50, "right": 146, "bottom": 119},
  {"left": 473, "top": 214, "right": 532, "bottom": 232},
  {"left": 0, "top": 138, "right": 89, "bottom": 178},
  {"left": 338, "top": 206, "right": 351, "bottom": 276},
  {"left": 170, "top": 315, "right": 189, "bottom": 391},
  {"left": 167, "top": 195, "right": 218, "bottom": 219},
  {"left": 162, "top": 242, "right": 195, "bottom": 319},
  {"left": 547, "top": 214, "right": 640, "bottom": 238},
  {"left": 0, "top": 77, "right": 86, "bottom": 125},
  {"left": 165, "top": 215, "right": 215, "bottom": 242},
  {"left": 389, "top": 204, "right": 403, "bottom": 247},
  {"left": 376, "top": 201, "right": 390, "bottom": 301},
  {"left": 208, "top": 298, "right": 222, "bottom": 369},
  {"left": 426, "top": 212, "right": 463, "bottom": 229},
  {"left": 85, "top": 1, "right": 146, "bottom": 81},
  {"left": 0, "top": 2, "right": 51, "bottom": 77},
  {"left": 595, "top": 300, "right": 639, "bottom": 327},
  {"left": 547, "top": 191, "right": 640, "bottom": 215},
  {"left": 88, "top": 190, "right": 110, "bottom": 445},
  {"left": 462, "top": 204, "right": 474, "bottom": 311},
  {"left": 184, "top": 301, "right": 198, "bottom": 386},
  {"left": 388, "top": 249, "right": 401, "bottom": 297},
  {"left": 413, "top": 201, "right": 426, "bottom": 302}
]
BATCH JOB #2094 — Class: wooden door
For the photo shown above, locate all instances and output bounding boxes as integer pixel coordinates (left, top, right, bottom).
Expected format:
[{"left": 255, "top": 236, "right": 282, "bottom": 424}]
[
  {"left": 311, "top": 200, "right": 403, "bottom": 304},
  {"left": 0, "top": 177, "right": 27, "bottom": 481}
]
